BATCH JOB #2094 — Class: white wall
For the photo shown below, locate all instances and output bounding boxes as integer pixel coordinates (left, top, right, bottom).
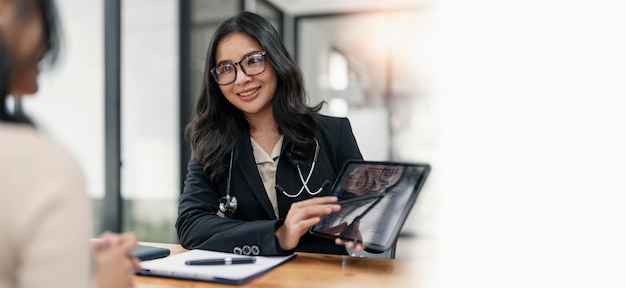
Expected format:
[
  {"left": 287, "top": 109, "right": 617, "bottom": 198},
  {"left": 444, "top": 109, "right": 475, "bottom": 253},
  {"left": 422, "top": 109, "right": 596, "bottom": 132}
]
[{"left": 121, "top": 0, "right": 179, "bottom": 201}]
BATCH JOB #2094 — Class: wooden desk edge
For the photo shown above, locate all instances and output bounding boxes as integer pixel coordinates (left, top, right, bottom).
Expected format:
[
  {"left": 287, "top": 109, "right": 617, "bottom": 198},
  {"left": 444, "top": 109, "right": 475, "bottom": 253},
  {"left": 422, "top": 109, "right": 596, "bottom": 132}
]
[
  {"left": 134, "top": 242, "right": 428, "bottom": 287},
  {"left": 137, "top": 241, "right": 424, "bottom": 265}
]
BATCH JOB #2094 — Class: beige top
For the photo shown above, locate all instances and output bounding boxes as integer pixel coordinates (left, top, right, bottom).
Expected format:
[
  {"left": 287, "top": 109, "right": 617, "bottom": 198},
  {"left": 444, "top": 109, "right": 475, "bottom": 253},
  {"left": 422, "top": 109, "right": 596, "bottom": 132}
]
[
  {"left": 0, "top": 123, "right": 92, "bottom": 288},
  {"left": 250, "top": 136, "right": 284, "bottom": 218}
]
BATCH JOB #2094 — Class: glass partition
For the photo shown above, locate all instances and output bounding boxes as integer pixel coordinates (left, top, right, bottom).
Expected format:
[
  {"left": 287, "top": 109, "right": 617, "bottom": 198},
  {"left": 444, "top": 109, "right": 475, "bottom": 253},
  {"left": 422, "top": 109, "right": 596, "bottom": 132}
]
[
  {"left": 120, "top": 0, "right": 180, "bottom": 242},
  {"left": 23, "top": 0, "right": 106, "bottom": 236}
]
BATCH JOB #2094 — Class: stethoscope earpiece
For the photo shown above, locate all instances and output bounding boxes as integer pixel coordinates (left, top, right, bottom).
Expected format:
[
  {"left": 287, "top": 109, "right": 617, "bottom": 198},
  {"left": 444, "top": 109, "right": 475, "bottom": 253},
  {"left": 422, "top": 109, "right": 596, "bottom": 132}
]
[{"left": 281, "top": 139, "right": 328, "bottom": 198}]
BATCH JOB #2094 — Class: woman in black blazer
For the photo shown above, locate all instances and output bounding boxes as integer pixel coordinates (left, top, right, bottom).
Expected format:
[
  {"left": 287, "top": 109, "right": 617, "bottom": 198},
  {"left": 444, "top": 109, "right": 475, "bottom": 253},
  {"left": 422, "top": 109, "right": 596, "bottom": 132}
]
[{"left": 176, "top": 12, "right": 364, "bottom": 256}]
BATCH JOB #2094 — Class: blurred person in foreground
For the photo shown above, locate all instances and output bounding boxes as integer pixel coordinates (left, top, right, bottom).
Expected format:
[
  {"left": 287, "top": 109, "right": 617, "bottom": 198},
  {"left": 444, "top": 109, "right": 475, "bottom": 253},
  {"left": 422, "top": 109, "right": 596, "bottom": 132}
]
[{"left": 0, "top": 0, "right": 139, "bottom": 287}]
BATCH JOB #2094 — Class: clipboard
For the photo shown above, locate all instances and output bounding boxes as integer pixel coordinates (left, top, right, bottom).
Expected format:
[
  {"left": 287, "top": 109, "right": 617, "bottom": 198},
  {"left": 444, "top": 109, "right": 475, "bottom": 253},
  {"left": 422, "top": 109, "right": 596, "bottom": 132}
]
[{"left": 135, "top": 249, "right": 296, "bottom": 285}]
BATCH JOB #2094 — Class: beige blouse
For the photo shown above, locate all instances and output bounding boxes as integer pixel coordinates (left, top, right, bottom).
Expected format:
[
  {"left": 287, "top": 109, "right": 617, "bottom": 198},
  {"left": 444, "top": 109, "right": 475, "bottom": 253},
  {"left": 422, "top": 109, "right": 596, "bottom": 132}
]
[
  {"left": 0, "top": 123, "right": 92, "bottom": 288},
  {"left": 250, "top": 136, "right": 284, "bottom": 218}
]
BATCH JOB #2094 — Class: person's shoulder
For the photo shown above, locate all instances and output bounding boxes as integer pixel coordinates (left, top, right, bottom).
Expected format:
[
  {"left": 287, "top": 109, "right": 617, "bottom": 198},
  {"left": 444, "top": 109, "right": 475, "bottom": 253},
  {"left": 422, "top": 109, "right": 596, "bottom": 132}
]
[
  {"left": 0, "top": 122, "right": 39, "bottom": 142},
  {"left": 0, "top": 123, "right": 46, "bottom": 158},
  {"left": 0, "top": 123, "right": 82, "bottom": 176},
  {"left": 314, "top": 114, "right": 357, "bottom": 145},
  {"left": 315, "top": 113, "right": 350, "bottom": 128}
]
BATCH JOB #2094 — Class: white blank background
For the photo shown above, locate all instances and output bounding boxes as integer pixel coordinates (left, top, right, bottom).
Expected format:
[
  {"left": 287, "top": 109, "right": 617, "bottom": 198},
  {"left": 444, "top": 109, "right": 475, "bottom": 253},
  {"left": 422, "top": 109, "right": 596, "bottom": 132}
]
[{"left": 433, "top": 0, "right": 626, "bottom": 287}]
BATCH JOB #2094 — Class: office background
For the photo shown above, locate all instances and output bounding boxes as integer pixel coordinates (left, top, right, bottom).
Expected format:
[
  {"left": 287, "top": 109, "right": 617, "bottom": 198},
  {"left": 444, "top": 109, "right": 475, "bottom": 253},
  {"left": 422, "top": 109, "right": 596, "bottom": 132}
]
[
  {"left": 19, "top": 0, "right": 626, "bottom": 286},
  {"left": 23, "top": 0, "right": 438, "bottom": 260}
]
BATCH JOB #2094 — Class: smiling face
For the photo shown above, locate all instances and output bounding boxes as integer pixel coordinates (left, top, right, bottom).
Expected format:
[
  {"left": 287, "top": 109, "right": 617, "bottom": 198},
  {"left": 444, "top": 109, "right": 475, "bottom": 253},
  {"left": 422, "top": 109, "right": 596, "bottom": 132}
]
[{"left": 215, "top": 32, "right": 277, "bottom": 119}]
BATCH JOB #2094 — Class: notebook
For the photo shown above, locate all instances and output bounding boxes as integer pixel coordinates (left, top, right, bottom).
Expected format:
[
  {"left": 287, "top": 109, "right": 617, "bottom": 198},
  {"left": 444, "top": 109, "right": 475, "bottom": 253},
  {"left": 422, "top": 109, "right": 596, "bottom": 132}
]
[
  {"left": 310, "top": 160, "right": 431, "bottom": 253},
  {"left": 135, "top": 249, "right": 296, "bottom": 285}
]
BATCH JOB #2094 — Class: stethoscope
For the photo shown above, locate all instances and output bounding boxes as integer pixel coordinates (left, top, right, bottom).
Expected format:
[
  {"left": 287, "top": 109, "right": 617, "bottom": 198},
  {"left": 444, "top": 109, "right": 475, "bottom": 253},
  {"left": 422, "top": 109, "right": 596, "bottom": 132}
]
[{"left": 218, "top": 138, "right": 330, "bottom": 217}]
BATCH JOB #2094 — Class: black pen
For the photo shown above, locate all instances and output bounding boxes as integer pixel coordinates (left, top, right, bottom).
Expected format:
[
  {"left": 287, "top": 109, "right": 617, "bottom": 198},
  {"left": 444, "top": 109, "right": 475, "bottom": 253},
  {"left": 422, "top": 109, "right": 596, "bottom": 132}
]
[{"left": 185, "top": 257, "right": 256, "bottom": 265}]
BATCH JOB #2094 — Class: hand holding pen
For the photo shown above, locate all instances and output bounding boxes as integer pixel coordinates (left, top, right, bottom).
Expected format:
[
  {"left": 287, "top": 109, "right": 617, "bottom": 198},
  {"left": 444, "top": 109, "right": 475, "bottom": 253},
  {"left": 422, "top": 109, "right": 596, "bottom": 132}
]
[
  {"left": 92, "top": 232, "right": 142, "bottom": 288},
  {"left": 95, "top": 232, "right": 143, "bottom": 271}
]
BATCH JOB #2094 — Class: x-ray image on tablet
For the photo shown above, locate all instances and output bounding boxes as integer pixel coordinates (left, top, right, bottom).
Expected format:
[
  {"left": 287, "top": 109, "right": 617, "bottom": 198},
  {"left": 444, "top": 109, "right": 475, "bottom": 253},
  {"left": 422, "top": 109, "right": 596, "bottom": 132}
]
[{"left": 310, "top": 160, "right": 431, "bottom": 253}]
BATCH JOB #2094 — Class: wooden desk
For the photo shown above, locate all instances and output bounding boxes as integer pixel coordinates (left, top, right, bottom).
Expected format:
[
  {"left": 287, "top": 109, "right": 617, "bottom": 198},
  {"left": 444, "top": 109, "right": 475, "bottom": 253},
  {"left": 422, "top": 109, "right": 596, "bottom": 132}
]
[{"left": 135, "top": 242, "right": 427, "bottom": 287}]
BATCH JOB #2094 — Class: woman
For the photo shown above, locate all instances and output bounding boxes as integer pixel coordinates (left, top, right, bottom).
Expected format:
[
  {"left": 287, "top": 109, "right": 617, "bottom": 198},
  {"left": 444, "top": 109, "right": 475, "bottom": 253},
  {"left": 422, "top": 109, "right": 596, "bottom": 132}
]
[
  {"left": 0, "top": 0, "right": 138, "bottom": 287},
  {"left": 176, "top": 11, "right": 366, "bottom": 256}
]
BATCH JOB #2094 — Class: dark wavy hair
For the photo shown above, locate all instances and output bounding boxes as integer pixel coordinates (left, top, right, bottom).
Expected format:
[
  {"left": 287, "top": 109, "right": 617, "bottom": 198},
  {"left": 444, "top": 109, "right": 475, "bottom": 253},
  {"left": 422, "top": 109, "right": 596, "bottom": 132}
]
[
  {"left": 1, "top": 0, "right": 60, "bottom": 123},
  {"left": 186, "top": 12, "right": 323, "bottom": 183}
]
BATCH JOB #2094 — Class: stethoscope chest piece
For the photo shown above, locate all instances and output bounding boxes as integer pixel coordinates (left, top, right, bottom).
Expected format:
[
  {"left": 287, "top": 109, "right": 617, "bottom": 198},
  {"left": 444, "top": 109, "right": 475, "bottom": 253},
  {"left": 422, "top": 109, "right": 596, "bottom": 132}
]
[
  {"left": 219, "top": 150, "right": 238, "bottom": 217},
  {"left": 219, "top": 194, "right": 238, "bottom": 217}
]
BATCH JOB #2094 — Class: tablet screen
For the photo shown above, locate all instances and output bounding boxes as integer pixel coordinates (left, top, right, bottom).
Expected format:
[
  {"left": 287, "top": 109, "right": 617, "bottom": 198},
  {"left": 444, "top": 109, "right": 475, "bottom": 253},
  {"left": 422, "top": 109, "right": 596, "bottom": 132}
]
[{"left": 310, "top": 161, "right": 430, "bottom": 252}]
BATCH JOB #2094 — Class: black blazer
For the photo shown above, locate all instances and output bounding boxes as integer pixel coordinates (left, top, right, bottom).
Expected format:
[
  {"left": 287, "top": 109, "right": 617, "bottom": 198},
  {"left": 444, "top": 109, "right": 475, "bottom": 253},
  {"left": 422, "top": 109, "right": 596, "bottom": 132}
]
[{"left": 176, "top": 115, "right": 363, "bottom": 256}]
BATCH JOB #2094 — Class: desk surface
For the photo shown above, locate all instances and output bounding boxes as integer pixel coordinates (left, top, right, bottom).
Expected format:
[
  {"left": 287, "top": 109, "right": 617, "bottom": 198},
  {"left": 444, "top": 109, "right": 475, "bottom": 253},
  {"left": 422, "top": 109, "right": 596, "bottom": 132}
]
[{"left": 135, "top": 242, "right": 428, "bottom": 287}]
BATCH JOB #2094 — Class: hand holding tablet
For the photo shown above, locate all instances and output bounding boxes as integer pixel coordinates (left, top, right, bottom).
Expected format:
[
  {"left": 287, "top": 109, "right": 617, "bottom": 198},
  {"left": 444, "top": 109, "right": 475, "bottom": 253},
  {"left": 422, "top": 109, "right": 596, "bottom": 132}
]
[{"left": 310, "top": 160, "right": 431, "bottom": 253}]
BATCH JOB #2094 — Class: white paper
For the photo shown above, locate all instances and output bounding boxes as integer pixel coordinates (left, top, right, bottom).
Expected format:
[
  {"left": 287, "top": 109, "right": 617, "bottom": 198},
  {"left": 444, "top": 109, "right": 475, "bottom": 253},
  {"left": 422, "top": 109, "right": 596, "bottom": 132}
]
[{"left": 139, "top": 249, "right": 295, "bottom": 283}]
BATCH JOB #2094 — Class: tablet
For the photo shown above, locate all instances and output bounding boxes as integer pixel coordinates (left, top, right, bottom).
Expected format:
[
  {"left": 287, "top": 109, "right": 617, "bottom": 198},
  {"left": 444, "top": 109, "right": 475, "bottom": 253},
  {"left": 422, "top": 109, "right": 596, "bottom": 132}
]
[{"left": 310, "top": 160, "right": 431, "bottom": 253}]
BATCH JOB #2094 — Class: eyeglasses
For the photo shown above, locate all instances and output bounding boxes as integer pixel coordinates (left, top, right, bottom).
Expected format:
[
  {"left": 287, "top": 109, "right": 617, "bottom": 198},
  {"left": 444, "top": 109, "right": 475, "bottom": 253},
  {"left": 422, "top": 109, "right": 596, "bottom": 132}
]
[{"left": 210, "top": 51, "right": 267, "bottom": 85}]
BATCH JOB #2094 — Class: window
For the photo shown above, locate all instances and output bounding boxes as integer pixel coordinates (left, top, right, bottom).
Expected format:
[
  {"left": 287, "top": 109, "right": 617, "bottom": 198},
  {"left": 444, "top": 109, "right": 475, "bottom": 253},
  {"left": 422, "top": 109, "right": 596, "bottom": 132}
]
[
  {"left": 120, "top": 0, "right": 180, "bottom": 242},
  {"left": 24, "top": 0, "right": 105, "bottom": 235}
]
